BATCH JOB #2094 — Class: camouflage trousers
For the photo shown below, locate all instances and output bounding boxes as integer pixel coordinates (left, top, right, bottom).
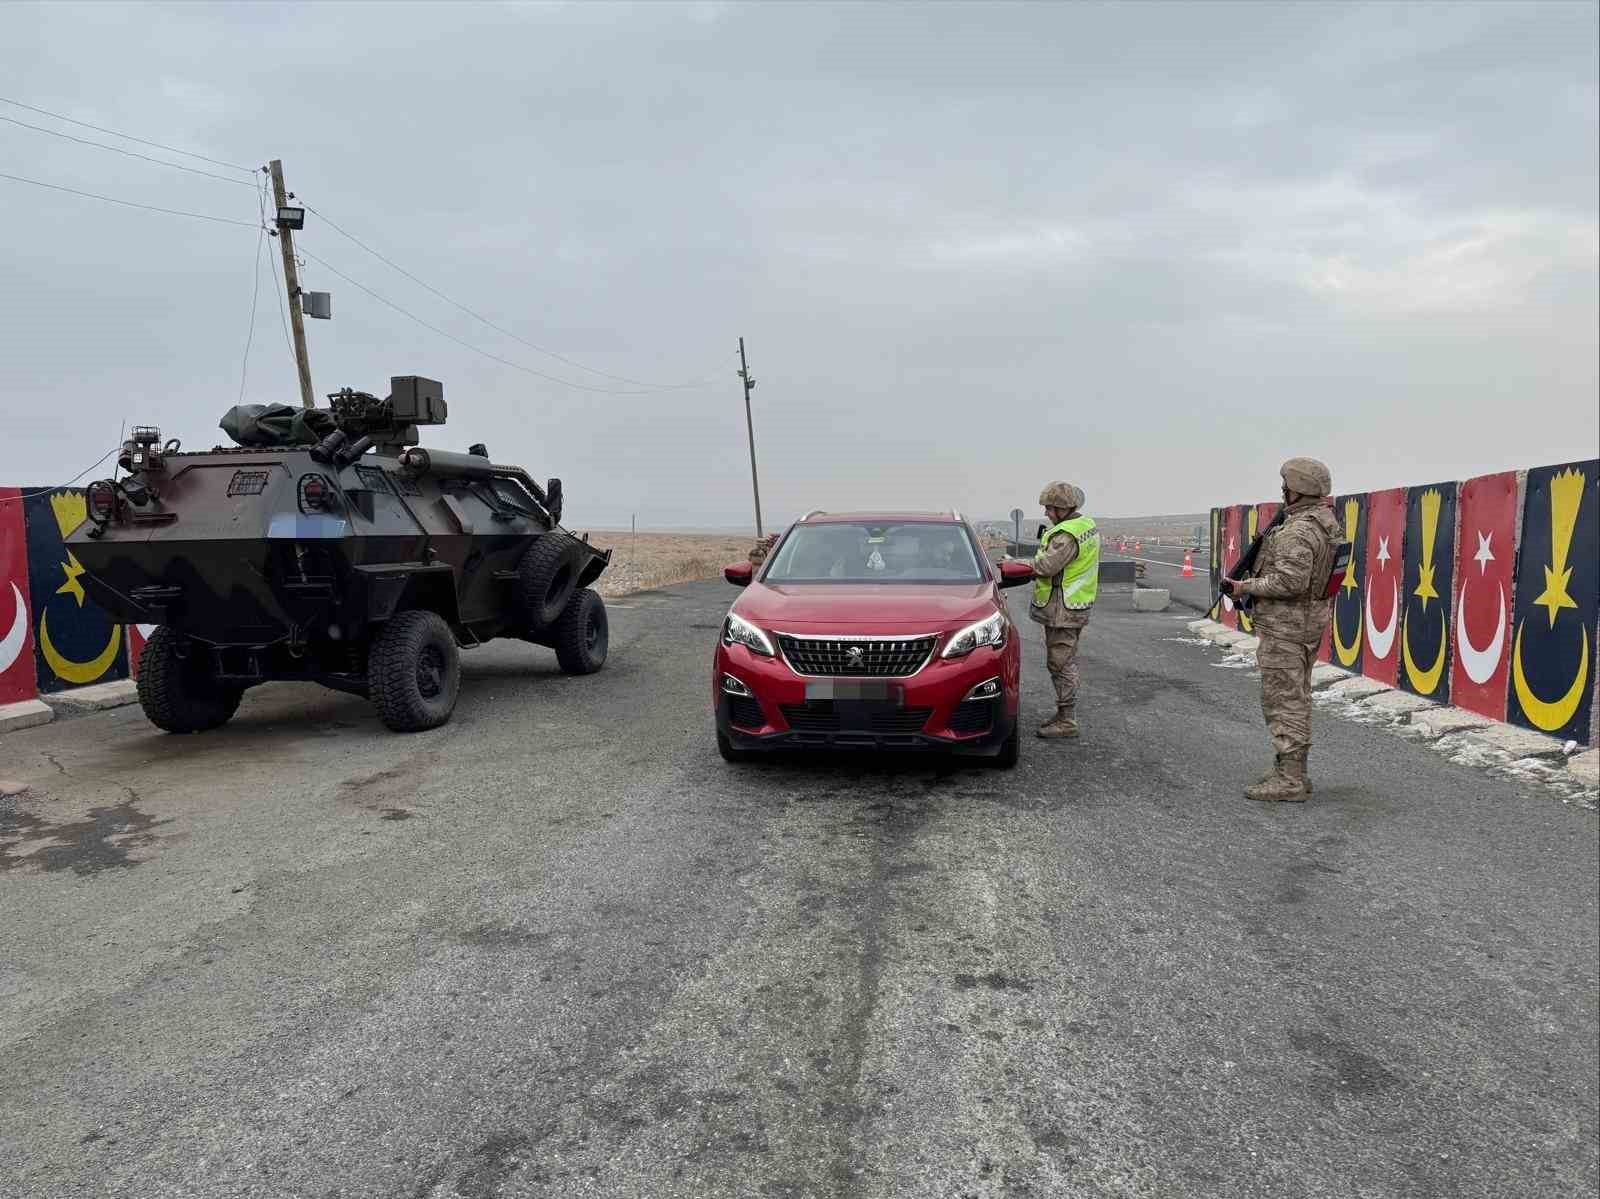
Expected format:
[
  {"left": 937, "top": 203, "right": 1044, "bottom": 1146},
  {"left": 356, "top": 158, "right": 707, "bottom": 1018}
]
[
  {"left": 1257, "top": 634, "right": 1316, "bottom": 755},
  {"left": 1044, "top": 626, "right": 1083, "bottom": 711}
]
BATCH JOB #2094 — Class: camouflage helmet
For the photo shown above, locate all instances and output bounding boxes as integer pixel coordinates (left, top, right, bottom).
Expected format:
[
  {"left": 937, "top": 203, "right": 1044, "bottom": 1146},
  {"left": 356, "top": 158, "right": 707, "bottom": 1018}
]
[
  {"left": 1280, "top": 456, "right": 1331, "bottom": 497},
  {"left": 1039, "top": 481, "right": 1085, "bottom": 512}
]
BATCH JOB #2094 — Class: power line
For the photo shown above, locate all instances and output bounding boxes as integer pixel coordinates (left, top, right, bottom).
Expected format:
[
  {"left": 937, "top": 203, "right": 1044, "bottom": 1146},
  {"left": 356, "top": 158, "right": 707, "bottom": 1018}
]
[
  {"left": 0, "top": 94, "right": 256, "bottom": 175},
  {"left": 0, "top": 169, "right": 259, "bottom": 227},
  {"left": 0, "top": 448, "right": 121, "bottom": 507},
  {"left": 298, "top": 244, "right": 699, "bottom": 396},
  {"left": 239, "top": 222, "right": 267, "bottom": 402},
  {"left": 1, "top": 113, "right": 257, "bottom": 189},
  {"left": 302, "top": 201, "right": 717, "bottom": 392}
]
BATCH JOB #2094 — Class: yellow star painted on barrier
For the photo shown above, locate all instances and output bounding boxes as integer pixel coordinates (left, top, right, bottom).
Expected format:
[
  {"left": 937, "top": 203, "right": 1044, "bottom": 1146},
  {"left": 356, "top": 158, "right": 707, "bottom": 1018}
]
[
  {"left": 1414, "top": 489, "right": 1441, "bottom": 610},
  {"left": 1339, "top": 498, "right": 1360, "bottom": 595},
  {"left": 56, "top": 551, "right": 88, "bottom": 607},
  {"left": 1530, "top": 469, "right": 1584, "bottom": 628}
]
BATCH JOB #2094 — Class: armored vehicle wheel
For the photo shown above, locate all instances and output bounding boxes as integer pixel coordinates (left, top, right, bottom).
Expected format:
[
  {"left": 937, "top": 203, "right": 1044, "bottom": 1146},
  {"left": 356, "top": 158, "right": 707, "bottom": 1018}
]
[
  {"left": 552, "top": 588, "right": 608, "bottom": 675},
  {"left": 136, "top": 626, "right": 243, "bottom": 734},
  {"left": 517, "top": 533, "right": 583, "bottom": 632},
  {"left": 369, "top": 610, "right": 461, "bottom": 732}
]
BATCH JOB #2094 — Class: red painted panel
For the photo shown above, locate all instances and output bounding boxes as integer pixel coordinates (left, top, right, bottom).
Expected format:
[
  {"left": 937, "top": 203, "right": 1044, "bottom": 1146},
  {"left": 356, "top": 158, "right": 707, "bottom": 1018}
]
[
  {"left": 0, "top": 488, "right": 39, "bottom": 705},
  {"left": 1218, "top": 505, "right": 1244, "bottom": 629},
  {"left": 1450, "top": 471, "right": 1518, "bottom": 721},
  {"left": 1362, "top": 487, "right": 1407, "bottom": 685}
]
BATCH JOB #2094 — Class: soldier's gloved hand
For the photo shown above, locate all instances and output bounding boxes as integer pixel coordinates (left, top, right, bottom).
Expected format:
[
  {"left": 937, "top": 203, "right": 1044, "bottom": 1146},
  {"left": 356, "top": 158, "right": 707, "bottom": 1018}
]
[{"left": 1220, "top": 576, "right": 1239, "bottom": 596}]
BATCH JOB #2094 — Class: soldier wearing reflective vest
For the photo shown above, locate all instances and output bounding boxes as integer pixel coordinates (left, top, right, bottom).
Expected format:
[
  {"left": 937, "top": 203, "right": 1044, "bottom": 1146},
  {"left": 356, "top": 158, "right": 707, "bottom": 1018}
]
[
  {"left": 1029, "top": 481, "right": 1099, "bottom": 739},
  {"left": 1222, "top": 456, "right": 1341, "bottom": 802}
]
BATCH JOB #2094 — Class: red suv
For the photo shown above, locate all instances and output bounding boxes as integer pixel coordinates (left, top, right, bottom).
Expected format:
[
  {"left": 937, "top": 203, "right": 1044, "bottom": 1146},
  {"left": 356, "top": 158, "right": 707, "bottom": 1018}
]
[{"left": 714, "top": 512, "right": 1035, "bottom": 767}]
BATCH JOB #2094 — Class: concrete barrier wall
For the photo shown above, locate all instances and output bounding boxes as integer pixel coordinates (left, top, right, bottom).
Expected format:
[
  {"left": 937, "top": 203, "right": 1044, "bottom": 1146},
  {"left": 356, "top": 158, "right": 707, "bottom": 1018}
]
[
  {"left": 0, "top": 484, "right": 141, "bottom": 705},
  {"left": 1211, "top": 457, "right": 1600, "bottom": 745}
]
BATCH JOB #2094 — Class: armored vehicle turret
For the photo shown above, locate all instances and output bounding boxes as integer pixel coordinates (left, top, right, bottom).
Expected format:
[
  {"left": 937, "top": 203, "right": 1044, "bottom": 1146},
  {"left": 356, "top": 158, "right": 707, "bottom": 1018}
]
[{"left": 68, "top": 377, "right": 611, "bottom": 732}]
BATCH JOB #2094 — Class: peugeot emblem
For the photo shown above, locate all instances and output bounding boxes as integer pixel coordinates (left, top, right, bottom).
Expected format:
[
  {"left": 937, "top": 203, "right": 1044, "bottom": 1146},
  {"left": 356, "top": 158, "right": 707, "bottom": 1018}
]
[{"left": 845, "top": 645, "right": 865, "bottom": 668}]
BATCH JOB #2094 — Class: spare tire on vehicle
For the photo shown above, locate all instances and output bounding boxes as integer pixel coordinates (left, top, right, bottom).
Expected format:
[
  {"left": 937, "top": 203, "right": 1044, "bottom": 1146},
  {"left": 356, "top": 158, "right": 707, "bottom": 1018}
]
[{"left": 517, "top": 533, "right": 583, "bottom": 633}]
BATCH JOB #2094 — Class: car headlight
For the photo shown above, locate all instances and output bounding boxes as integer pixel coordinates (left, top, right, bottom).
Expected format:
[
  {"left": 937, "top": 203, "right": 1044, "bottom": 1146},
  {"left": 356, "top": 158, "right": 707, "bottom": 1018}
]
[
  {"left": 942, "top": 611, "right": 1006, "bottom": 658},
  {"left": 723, "top": 612, "right": 775, "bottom": 657}
]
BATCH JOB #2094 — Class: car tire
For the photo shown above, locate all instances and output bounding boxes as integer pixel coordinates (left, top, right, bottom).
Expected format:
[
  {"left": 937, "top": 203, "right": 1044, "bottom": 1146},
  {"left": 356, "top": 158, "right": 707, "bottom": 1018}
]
[
  {"left": 991, "top": 710, "right": 1020, "bottom": 769},
  {"left": 552, "top": 588, "right": 608, "bottom": 675},
  {"left": 136, "top": 626, "right": 243, "bottom": 734},
  {"left": 369, "top": 610, "right": 461, "bottom": 732},
  {"left": 717, "top": 729, "right": 755, "bottom": 763},
  {"left": 517, "top": 534, "right": 583, "bottom": 632}
]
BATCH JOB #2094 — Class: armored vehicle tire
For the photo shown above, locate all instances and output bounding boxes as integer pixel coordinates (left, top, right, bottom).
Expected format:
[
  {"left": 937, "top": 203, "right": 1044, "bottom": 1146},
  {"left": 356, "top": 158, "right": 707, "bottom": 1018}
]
[
  {"left": 370, "top": 610, "right": 461, "bottom": 732},
  {"left": 518, "top": 534, "right": 584, "bottom": 632},
  {"left": 552, "top": 588, "right": 608, "bottom": 675},
  {"left": 136, "top": 627, "right": 243, "bottom": 734}
]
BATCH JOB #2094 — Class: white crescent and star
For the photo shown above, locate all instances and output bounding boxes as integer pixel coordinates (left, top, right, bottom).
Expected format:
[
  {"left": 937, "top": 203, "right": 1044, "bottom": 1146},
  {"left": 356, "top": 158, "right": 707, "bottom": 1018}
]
[
  {"left": 0, "top": 581, "right": 28, "bottom": 675},
  {"left": 1473, "top": 530, "right": 1494, "bottom": 574},
  {"left": 1456, "top": 578, "right": 1507, "bottom": 685},
  {"left": 1365, "top": 534, "right": 1397, "bottom": 658}
]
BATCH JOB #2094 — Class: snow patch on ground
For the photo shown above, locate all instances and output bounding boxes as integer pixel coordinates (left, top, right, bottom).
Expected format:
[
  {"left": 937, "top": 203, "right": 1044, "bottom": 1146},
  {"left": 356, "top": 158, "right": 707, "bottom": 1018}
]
[{"left": 1187, "top": 621, "right": 1594, "bottom": 810}]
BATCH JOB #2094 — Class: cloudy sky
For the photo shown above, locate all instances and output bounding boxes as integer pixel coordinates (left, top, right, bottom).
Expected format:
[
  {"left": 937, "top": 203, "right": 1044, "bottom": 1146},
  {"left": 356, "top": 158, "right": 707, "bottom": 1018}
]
[{"left": 3, "top": 1, "right": 1595, "bottom": 527}]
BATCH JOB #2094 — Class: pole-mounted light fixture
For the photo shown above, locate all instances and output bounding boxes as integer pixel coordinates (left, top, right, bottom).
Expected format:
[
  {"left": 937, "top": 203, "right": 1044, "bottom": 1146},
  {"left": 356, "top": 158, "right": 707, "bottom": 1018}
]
[{"left": 276, "top": 205, "right": 306, "bottom": 231}]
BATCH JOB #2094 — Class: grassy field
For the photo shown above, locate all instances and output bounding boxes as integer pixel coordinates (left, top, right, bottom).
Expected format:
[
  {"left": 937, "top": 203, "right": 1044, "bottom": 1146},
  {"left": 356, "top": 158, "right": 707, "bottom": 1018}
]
[{"left": 584, "top": 530, "right": 756, "bottom": 597}]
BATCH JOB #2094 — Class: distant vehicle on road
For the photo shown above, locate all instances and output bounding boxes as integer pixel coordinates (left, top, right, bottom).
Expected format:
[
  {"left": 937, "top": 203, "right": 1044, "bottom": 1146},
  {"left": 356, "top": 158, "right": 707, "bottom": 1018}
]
[{"left": 713, "top": 511, "right": 1033, "bottom": 767}]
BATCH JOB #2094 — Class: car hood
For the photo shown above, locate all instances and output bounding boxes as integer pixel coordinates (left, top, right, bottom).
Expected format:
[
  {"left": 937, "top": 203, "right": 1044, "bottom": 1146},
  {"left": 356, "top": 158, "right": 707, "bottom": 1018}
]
[{"left": 733, "top": 582, "right": 999, "bottom": 630}]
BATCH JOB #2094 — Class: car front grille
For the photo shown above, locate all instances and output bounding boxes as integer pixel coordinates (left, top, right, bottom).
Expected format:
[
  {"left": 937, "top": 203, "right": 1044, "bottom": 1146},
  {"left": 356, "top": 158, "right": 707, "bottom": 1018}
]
[
  {"left": 779, "top": 702, "right": 932, "bottom": 734},
  {"left": 776, "top": 635, "right": 937, "bottom": 677}
]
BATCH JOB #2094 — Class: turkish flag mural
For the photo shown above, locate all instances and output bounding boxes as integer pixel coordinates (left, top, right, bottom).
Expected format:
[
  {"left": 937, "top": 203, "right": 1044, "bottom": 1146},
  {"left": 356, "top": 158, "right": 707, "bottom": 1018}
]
[
  {"left": 1323, "top": 492, "right": 1368, "bottom": 670},
  {"left": 1, "top": 488, "right": 38, "bottom": 705},
  {"left": 1450, "top": 472, "right": 1518, "bottom": 721},
  {"left": 1219, "top": 505, "right": 1244, "bottom": 629},
  {"left": 1360, "top": 487, "right": 1406, "bottom": 687},
  {"left": 1397, "top": 483, "right": 1458, "bottom": 703},
  {"left": 1507, "top": 460, "right": 1599, "bottom": 743}
]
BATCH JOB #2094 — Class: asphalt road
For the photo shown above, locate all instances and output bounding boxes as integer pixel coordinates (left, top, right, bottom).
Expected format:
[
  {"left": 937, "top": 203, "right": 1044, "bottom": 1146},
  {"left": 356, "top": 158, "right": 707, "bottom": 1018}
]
[
  {"left": 1105, "top": 547, "right": 1215, "bottom": 613},
  {"left": 2, "top": 582, "right": 1596, "bottom": 1198}
]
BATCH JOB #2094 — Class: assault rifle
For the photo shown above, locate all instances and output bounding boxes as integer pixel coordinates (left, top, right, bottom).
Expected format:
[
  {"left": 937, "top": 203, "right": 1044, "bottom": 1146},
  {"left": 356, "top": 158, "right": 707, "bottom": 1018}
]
[{"left": 1218, "top": 509, "right": 1286, "bottom": 614}]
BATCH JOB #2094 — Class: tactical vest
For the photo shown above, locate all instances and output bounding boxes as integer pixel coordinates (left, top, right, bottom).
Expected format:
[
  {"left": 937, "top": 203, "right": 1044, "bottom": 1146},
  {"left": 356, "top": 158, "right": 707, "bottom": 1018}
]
[{"left": 1033, "top": 515, "right": 1100, "bottom": 611}]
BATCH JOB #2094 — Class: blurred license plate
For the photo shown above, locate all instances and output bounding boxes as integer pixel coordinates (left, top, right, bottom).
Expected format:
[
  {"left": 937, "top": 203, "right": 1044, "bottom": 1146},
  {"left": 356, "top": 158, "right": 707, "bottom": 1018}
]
[{"left": 806, "top": 681, "right": 903, "bottom": 703}]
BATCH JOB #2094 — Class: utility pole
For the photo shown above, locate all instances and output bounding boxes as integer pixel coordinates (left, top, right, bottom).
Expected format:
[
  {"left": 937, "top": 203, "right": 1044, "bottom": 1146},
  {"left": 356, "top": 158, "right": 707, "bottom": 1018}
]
[
  {"left": 268, "top": 159, "right": 315, "bottom": 408},
  {"left": 738, "top": 337, "right": 763, "bottom": 539}
]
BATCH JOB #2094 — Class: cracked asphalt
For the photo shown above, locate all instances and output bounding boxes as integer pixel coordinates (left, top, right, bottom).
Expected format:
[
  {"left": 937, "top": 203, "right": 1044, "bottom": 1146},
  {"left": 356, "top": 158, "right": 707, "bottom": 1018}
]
[{"left": 1, "top": 580, "right": 1595, "bottom": 1198}]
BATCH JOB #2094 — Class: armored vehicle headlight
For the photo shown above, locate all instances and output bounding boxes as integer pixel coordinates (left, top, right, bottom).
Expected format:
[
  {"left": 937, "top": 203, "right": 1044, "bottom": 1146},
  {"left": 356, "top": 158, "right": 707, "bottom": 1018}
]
[
  {"left": 86, "top": 479, "right": 118, "bottom": 524},
  {"left": 298, "top": 474, "right": 335, "bottom": 512}
]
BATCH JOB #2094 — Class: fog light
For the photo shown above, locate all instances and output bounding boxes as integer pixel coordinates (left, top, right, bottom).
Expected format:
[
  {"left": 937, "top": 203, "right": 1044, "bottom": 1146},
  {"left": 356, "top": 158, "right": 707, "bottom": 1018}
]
[
  {"left": 962, "top": 676, "right": 1002, "bottom": 702},
  {"left": 721, "top": 673, "right": 753, "bottom": 697}
]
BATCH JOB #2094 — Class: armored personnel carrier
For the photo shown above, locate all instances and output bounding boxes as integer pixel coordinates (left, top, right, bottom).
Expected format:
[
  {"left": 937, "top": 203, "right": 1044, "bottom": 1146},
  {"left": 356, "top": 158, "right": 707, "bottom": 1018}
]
[{"left": 68, "top": 377, "right": 611, "bottom": 732}]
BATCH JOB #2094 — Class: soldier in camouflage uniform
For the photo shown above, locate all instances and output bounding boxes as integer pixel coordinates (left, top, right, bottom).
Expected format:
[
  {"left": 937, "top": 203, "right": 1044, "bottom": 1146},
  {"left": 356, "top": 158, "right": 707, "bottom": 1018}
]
[
  {"left": 1030, "top": 482, "right": 1099, "bottom": 739},
  {"left": 1223, "top": 457, "right": 1341, "bottom": 802}
]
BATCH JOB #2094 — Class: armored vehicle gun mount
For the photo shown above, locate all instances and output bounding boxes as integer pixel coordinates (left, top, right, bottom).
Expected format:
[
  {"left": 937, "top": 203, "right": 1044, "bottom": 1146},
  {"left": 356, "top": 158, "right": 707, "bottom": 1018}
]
[{"left": 69, "top": 376, "right": 611, "bottom": 732}]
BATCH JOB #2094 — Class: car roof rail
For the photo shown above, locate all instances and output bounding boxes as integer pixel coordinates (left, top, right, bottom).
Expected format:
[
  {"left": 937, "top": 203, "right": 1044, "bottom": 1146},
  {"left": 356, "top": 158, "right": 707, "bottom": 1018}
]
[{"left": 800, "top": 509, "right": 826, "bottom": 521}]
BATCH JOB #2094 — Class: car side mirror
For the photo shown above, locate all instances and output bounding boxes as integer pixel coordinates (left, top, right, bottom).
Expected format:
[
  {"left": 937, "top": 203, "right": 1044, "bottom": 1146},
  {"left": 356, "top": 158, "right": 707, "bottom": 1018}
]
[
  {"left": 1035, "top": 523, "right": 1046, "bottom": 540},
  {"left": 544, "top": 477, "right": 563, "bottom": 525},
  {"left": 724, "top": 561, "right": 754, "bottom": 586},
  {"left": 998, "top": 559, "right": 1035, "bottom": 588}
]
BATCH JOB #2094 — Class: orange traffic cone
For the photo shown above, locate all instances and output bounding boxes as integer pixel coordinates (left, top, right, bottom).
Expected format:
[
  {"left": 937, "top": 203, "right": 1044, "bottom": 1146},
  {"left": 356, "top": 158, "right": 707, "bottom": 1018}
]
[{"left": 1182, "top": 552, "right": 1194, "bottom": 577}]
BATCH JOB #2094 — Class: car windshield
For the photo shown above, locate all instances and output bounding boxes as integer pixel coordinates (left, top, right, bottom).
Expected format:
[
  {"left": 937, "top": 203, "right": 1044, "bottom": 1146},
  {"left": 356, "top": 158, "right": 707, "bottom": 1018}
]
[{"left": 763, "top": 522, "right": 985, "bottom": 583}]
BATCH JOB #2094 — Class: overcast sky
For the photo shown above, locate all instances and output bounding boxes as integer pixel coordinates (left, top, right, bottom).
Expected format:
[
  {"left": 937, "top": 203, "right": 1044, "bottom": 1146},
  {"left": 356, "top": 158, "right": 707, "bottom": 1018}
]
[{"left": 3, "top": 1, "right": 1595, "bottom": 527}]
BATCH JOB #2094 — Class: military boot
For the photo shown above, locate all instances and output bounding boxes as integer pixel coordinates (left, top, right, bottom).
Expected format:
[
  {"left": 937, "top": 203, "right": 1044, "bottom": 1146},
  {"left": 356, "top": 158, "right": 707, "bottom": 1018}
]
[
  {"left": 1244, "top": 751, "right": 1308, "bottom": 802},
  {"left": 1036, "top": 707, "right": 1080, "bottom": 739},
  {"left": 1253, "top": 755, "right": 1313, "bottom": 793}
]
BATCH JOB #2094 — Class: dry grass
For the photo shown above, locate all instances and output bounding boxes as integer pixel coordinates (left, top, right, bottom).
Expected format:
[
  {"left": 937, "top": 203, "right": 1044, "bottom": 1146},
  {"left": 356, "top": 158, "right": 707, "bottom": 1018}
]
[{"left": 584, "top": 530, "right": 755, "bottom": 597}]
